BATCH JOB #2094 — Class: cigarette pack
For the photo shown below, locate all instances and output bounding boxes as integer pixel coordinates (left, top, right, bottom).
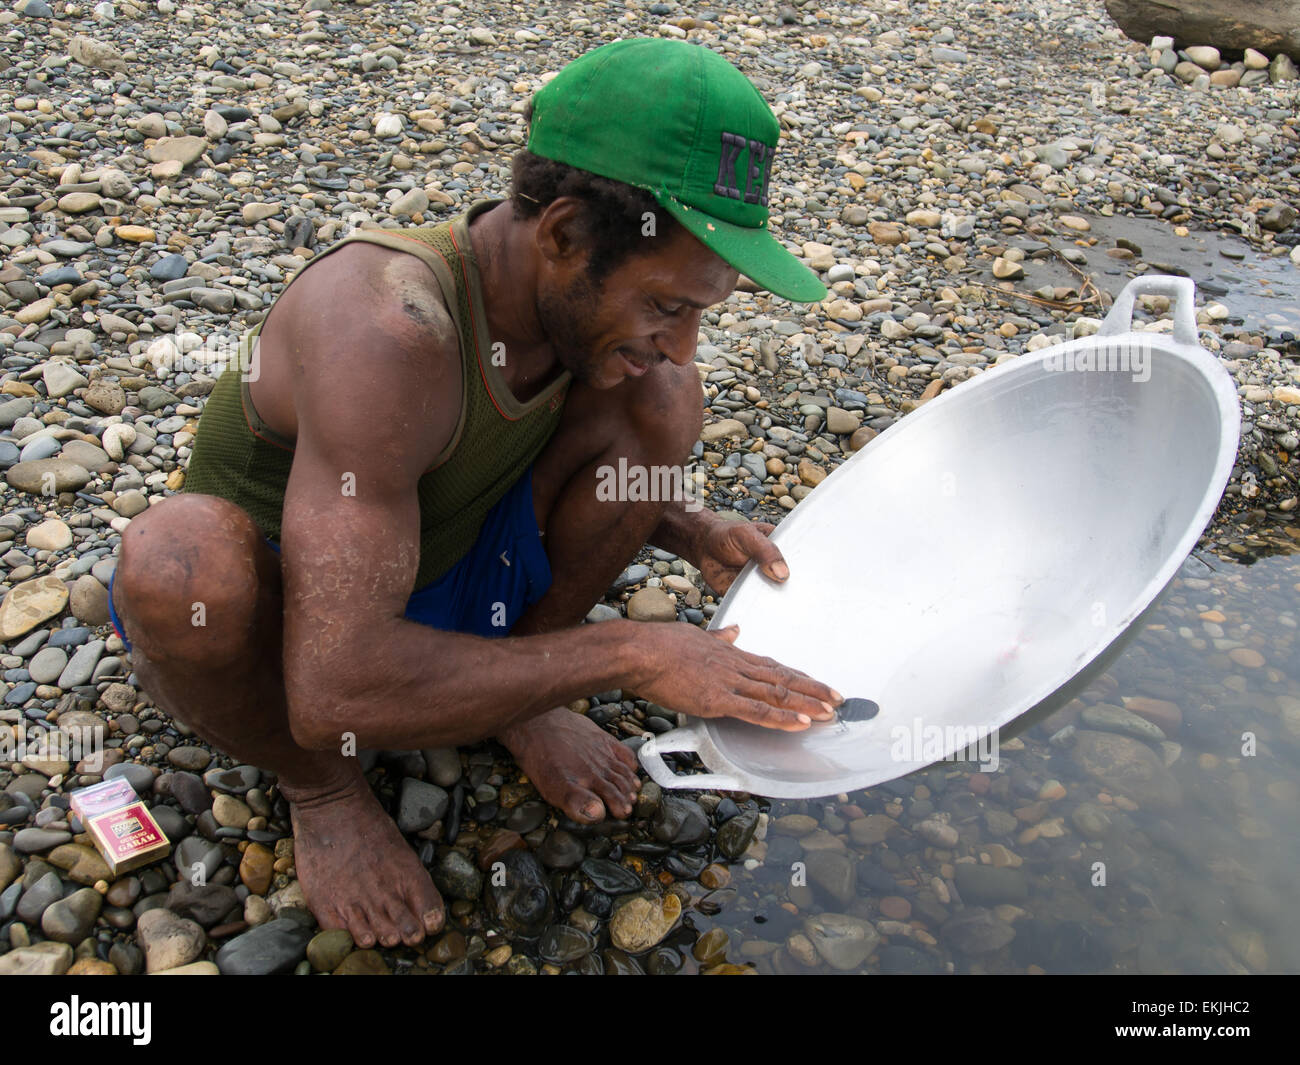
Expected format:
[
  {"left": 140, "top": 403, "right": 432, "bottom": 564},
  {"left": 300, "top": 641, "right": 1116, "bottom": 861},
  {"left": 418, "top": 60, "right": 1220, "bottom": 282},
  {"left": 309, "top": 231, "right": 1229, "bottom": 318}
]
[
  {"left": 70, "top": 778, "right": 139, "bottom": 821},
  {"left": 69, "top": 778, "right": 171, "bottom": 875}
]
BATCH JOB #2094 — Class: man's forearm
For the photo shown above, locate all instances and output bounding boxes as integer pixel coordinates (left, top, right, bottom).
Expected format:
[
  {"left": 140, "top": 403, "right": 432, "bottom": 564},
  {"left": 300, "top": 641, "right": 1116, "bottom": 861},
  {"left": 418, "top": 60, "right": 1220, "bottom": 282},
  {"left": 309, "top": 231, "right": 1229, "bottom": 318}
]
[
  {"left": 650, "top": 498, "right": 715, "bottom": 563},
  {"left": 289, "top": 618, "right": 647, "bottom": 752}
]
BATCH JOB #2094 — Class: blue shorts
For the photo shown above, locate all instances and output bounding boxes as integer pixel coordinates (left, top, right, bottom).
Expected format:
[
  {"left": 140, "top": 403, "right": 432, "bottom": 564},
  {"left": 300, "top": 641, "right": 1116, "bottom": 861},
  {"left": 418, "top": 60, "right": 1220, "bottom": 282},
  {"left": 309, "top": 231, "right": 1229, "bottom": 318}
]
[{"left": 108, "top": 463, "right": 552, "bottom": 653}]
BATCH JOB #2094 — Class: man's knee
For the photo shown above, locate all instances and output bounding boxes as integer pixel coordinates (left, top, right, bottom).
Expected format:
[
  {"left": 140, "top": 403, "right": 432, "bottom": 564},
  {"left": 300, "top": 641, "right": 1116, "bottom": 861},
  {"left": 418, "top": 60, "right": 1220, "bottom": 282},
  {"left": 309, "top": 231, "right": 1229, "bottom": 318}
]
[{"left": 116, "top": 494, "right": 273, "bottom": 665}]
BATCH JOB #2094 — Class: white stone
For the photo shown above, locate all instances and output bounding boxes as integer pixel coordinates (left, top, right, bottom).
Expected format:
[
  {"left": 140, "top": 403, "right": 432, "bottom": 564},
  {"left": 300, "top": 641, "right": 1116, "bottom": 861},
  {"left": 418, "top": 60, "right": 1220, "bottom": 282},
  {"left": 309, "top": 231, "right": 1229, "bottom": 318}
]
[
  {"left": 1215, "top": 122, "right": 1244, "bottom": 146},
  {"left": 241, "top": 202, "right": 279, "bottom": 224},
  {"left": 26, "top": 519, "right": 73, "bottom": 552},
  {"left": 203, "top": 109, "right": 228, "bottom": 139},
  {"left": 801, "top": 242, "right": 836, "bottom": 271},
  {"left": 390, "top": 188, "right": 429, "bottom": 216},
  {"left": 43, "top": 363, "right": 88, "bottom": 398},
  {"left": 101, "top": 423, "right": 136, "bottom": 460},
  {"left": 374, "top": 112, "right": 403, "bottom": 137}
]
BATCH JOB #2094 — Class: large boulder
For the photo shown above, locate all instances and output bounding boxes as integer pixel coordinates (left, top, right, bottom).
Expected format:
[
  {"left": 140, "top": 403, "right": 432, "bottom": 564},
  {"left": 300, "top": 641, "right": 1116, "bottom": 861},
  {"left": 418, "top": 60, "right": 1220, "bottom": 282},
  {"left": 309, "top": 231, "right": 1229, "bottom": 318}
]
[{"left": 1105, "top": 1, "right": 1300, "bottom": 59}]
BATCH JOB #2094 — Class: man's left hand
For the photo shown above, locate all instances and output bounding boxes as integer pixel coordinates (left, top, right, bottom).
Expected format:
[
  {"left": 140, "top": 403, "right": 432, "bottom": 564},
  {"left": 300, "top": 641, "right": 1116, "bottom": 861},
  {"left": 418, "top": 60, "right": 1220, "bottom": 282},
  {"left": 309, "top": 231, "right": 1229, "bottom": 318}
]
[{"left": 694, "top": 517, "right": 788, "bottom": 597}]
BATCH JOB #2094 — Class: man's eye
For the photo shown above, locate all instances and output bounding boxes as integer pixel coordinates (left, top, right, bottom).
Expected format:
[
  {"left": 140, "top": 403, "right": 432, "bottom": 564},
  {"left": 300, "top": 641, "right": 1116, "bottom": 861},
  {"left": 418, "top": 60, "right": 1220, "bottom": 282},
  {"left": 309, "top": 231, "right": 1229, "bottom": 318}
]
[{"left": 653, "top": 300, "right": 680, "bottom": 316}]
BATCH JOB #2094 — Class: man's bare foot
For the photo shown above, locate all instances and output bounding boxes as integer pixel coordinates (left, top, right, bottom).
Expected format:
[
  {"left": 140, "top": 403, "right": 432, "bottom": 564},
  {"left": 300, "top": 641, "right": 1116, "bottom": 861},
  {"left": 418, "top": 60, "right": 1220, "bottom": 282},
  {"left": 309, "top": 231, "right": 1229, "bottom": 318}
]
[
  {"left": 282, "top": 769, "right": 444, "bottom": 949},
  {"left": 501, "top": 708, "right": 641, "bottom": 823}
]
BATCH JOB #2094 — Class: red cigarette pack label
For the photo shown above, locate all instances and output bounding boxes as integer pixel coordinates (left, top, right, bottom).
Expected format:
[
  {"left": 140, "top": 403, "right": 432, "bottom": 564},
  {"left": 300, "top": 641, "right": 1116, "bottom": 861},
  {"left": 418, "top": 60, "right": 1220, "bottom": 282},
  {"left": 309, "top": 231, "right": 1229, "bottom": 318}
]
[{"left": 86, "top": 802, "right": 171, "bottom": 874}]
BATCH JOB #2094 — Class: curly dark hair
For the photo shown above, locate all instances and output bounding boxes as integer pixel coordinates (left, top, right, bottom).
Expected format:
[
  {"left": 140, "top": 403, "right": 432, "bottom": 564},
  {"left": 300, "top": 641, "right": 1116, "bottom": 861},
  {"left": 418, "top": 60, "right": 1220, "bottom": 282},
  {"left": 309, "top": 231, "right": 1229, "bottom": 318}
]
[{"left": 509, "top": 98, "right": 682, "bottom": 283}]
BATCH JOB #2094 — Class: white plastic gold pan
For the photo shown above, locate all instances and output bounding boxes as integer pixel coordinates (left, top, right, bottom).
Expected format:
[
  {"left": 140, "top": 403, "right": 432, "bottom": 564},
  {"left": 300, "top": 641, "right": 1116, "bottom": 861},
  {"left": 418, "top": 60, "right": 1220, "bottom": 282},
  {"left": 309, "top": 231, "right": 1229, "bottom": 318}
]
[{"left": 639, "top": 276, "right": 1242, "bottom": 798}]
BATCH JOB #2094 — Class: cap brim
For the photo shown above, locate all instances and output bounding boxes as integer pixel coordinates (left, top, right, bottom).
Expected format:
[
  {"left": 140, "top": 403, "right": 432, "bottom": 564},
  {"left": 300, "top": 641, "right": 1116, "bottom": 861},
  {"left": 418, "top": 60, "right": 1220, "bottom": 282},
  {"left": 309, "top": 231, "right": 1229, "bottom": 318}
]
[{"left": 655, "top": 193, "right": 828, "bottom": 304}]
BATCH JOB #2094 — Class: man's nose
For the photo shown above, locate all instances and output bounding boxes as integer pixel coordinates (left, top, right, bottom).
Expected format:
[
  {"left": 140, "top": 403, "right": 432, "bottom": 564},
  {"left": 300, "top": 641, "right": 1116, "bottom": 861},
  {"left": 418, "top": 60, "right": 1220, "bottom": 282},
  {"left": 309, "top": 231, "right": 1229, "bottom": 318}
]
[{"left": 655, "top": 309, "right": 704, "bottom": 366}]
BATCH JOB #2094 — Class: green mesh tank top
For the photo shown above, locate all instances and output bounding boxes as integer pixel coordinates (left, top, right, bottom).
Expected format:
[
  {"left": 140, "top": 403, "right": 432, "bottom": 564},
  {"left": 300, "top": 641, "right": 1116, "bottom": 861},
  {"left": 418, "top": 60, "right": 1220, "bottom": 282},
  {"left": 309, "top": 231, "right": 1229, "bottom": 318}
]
[{"left": 181, "top": 199, "right": 571, "bottom": 591}]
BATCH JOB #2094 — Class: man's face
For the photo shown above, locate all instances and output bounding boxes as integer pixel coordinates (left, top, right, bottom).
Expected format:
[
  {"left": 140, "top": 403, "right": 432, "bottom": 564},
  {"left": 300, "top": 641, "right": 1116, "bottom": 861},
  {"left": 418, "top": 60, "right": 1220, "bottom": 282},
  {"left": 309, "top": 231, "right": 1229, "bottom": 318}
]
[{"left": 537, "top": 223, "right": 739, "bottom": 389}]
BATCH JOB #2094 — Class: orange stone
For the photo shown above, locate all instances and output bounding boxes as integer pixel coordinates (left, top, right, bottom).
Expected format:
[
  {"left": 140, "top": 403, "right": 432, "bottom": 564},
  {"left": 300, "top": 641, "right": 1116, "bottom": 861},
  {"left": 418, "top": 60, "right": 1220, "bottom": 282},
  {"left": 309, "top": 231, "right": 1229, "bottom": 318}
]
[
  {"left": 1228, "top": 647, "right": 1265, "bottom": 668},
  {"left": 1198, "top": 610, "right": 1226, "bottom": 623},
  {"left": 477, "top": 829, "right": 526, "bottom": 871},
  {"left": 1123, "top": 696, "right": 1182, "bottom": 735},
  {"left": 878, "top": 896, "right": 912, "bottom": 920},
  {"left": 115, "top": 225, "right": 156, "bottom": 243},
  {"left": 238, "top": 842, "right": 274, "bottom": 895},
  {"left": 868, "top": 220, "right": 904, "bottom": 245}
]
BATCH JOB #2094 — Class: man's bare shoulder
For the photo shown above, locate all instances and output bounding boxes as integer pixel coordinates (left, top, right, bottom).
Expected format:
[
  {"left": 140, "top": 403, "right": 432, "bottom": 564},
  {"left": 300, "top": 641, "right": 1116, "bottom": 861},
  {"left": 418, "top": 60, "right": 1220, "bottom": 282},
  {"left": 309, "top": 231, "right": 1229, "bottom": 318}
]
[
  {"left": 267, "top": 239, "right": 463, "bottom": 473},
  {"left": 285, "top": 240, "right": 456, "bottom": 354}
]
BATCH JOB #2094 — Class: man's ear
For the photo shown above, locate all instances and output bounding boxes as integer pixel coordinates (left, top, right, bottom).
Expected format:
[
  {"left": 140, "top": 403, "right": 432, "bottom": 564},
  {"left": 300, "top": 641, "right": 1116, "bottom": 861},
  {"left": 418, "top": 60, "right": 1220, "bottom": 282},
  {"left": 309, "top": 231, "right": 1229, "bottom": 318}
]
[{"left": 534, "top": 197, "right": 588, "bottom": 267}]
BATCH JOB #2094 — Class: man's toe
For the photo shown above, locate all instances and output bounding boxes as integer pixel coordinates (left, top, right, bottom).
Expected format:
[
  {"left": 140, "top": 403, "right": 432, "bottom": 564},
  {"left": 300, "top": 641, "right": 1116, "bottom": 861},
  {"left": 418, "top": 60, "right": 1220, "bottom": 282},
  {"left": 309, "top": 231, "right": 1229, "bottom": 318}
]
[
  {"left": 563, "top": 784, "right": 606, "bottom": 823},
  {"left": 383, "top": 899, "right": 422, "bottom": 947},
  {"left": 407, "top": 882, "right": 445, "bottom": 936},
  {"left": 344, "top": 904, "right": 378, "bottom": 949}
]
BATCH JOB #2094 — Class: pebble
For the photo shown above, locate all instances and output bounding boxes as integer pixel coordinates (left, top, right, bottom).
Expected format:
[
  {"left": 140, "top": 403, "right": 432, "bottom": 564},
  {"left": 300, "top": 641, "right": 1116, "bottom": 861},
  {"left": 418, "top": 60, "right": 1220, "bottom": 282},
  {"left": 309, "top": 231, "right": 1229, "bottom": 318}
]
[
  {"left": 539, "top": 924, "right": 596, "bottom": 965},
  {"left": 214, "top": 917, "right": 313, "bottom": 975},
  {"left": 802, "top": 913, "right": 880, "bottom": 971},
  {"left": 16, "top": 871, "right": 63, "bottom": 923},
  {"left": 954, "top": 864, "right": 1029, "bottom": 905},
  {"left": 486, "top": 851, "right": 553, "bottom": 938},
  {"left": 396, "top": 778, "right": 449, "bottom": 833},
  {"left": 942, "top": 909, "right": 1016, "bottom": 955},
  {"left": 609, "top": 893, "right": 681, "bottom": 954},
  {"left": 167, "top": 882, "right": 240, "bottom": 928},
  {"left": 12, "top": 828, "right": 72, "bottom": 854},
  {"left": 57, "top": 640, "right": 105, "bottom": 689},
  {"left": 136, "top": 908, "right": 206, "bottom": 972},
  {"left": 433, "top": 849, "right": 484, "bottom": 901},
  {"left": 422, "top": 748, "right": 462, "bottom": 788},
  {"left": 1070, "top": 730, "right": 1183, "bottom": 811},
  {"left": 306, "top": 928, "right": 354, "bottom": 972},
  {"left": 651, "top": 797, "right": 710, "bottom": 845},
  {"left": 27, "top": 646, "right": 68, "bottom": 685},
  {"left": 626, "top": 586, "right": 677, "bottom": 622},
  {"left": 41, "top": 887, "right": 103, "bottom": 944},
  {"left": 0, "top": 941, "right": 73, "bottom": 975}
]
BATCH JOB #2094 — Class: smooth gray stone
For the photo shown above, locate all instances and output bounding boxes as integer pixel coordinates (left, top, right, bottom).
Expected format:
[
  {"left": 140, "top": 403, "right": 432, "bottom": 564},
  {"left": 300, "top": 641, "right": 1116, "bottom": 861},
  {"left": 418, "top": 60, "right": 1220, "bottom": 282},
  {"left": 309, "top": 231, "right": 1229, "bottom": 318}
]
[
  {"left": 16, "top": 871, "right": 64, "bottom": 923},
  {"left": 397, "top": 778, "right": 448, "bottom": 833},
  {"left": 56, "top": 639, "right": 104, "bottom": 688},
  {"left": 18, "top": 436, "right": 60, "bottom": 462},
  {"left": 9, "top": 630, "right": 49, "bottom": 657},
  {"left": 173, "top": 836, "right": 223, "bottom": 882},
  {"left": 149, "top": 805, "right": 188, "bottom": 841},
  {"left": 26, "top": 646, "right": 67, "bottom": 685},
  {"left": 0, "top": 879, "right": 21, "bottom": 919},
  {"left": 104, "top": 761, "right": 155, "bottom": 795},
  {"left": 0, "top": 398, "right": 34, "bottom": 429},
  {"left": 215, "top": 917, "right": 312, "bottom": 975},
  {"left": 12, "top": 828, "right": 72, "bottom": 854},
  {"left": 42, "top": 887, "right": 102, "bottom": 944},
  {"left": 203, "top": 765, "right": 259, "bottom": 794}
]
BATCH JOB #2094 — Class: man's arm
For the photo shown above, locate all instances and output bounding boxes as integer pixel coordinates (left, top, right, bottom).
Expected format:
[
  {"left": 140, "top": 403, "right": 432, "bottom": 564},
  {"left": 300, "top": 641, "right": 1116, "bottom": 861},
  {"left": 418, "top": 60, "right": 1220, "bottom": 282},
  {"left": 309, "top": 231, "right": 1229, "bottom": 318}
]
[
  {"left": 275, "top": 247, "right": 659, "bottom": 751},
  {"left": 649, "top": 496, "right": 712, "bottom": 561}
]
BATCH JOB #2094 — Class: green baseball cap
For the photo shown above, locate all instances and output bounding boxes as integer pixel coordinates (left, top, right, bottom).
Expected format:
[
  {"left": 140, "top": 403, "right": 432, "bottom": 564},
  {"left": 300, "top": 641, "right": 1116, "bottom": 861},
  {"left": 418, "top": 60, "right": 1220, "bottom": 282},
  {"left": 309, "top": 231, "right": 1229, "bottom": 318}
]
[{"left": 527, "top": 38, "right": 828, "bottom": 304}]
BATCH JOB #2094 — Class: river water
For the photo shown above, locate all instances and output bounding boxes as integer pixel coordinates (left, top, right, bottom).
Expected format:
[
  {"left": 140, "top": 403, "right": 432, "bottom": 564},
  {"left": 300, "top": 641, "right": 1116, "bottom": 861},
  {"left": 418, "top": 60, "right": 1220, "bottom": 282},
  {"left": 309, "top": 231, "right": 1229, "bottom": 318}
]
[{"left": 691, "top": 525, "right": 1298, "bottom": 973}]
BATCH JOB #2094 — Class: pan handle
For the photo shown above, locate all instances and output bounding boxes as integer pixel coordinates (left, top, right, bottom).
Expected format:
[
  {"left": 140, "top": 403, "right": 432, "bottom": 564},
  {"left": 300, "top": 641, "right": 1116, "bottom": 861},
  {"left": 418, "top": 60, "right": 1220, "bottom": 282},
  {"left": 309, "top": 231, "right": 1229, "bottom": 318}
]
[
  {"left": 638, "top": 727, "right": 742, "bottom": 792},
  {"left": 1097, "top": 275, "right": 1199, "bottom": 348}
]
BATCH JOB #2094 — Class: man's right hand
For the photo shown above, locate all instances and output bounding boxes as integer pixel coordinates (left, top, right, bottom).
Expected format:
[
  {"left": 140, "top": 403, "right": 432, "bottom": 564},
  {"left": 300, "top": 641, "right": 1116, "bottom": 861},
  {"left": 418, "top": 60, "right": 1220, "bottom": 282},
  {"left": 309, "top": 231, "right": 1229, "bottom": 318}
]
[{"left": 632, "top": 623, "right": 842, "bottom": 731}]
